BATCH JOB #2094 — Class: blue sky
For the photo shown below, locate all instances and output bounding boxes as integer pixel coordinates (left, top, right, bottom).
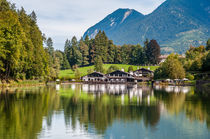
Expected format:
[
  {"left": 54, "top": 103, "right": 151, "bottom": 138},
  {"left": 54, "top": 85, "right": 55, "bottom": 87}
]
[{"left": 10, "top": 0, "right": 166, "bottom": 50}]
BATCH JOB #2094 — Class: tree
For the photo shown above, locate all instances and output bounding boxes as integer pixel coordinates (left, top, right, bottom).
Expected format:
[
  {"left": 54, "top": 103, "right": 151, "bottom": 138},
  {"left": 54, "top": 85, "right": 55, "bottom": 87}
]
[
  {"left": 0, "top": 0, "right": 10, "bottom": 12},
  {"left": 128, "top": 66, "right": 134, "bottom": 72},
  {"left": 62, "top": 54, "right": 70, "bottom": 69},
  {"left": 130, "top": 44, "right": 146, "bottom": 65},
  {"left": 74, "top": 69, "right": 81, "bottom": 79},
  {"left": 121, "top": 45, "right": 132, "bottom": 64},
  {"left": 154, "top": 54, "right": 185, "bottom": 79},
  {"left": 184, "top": 45, "right": 207, "bottom": 72},
  {"left": 64, "top": 39, "right": 70, "bottom": 55},
  {"left": 206, "top": 39, "right": 210, "bottom": 51},
  {"left": 145, "top": 40, "right": 160, "bottom": 64},
  {"left": 79, "top": 38, "right": 89, "bottom": 66},
  {"left": 0, "top": 7, "right": 23, "bottom": 80},
  {"left": 54, "top": 50, "right": 70, "bottom": 70},
  {"left": 0, "top": 0, "right": 50, "bottom": 81},
  {"left": 84, "top": 35, "right": 89, "bottom": 46},
  {"left": 68, "top": 36, "right": 82, "bottom": 67},
  {"left": 87, "top": 68, "right": 94, "bottom": 74},
  {"left": 29, "top": 10, "right": 37, "bottom": 23},
  {"left": 186, "top": 73, "right": 194, "bottom": 80},
  {"left": 107, "top": 40, "right": 115, "bottom": 63},
  {"left": 114, "top": 46, "right": 122, "bottom": 64},
  {"left": 190, "top": 57, "right": 203, "bottom": 71},
  {"left": 94, "top": 30, "right": 109, "bottom": 63},
  {"left": 107, "top": 65, "right": 119, "bottom": 73},
  {"left": 186, "top": 45, "right": 205, "bottom": 60},
  {"left": 94, "top": 56, "right": 104, "bottom": 73},
  {"left": 202, "top": 51, "right": 210, "bottom": 71},
  {"left": 46, "top": 37, "right": 54, "bottom": 57},
  {"left": 88, "top": 39, "right": 96, "bottom": 64}
]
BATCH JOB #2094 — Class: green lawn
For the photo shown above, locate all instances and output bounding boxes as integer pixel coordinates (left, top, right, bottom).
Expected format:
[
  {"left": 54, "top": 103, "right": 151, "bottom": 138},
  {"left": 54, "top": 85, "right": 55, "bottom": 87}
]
[{"left": 59, "top": 64, "right": 159, "bottom": 79}]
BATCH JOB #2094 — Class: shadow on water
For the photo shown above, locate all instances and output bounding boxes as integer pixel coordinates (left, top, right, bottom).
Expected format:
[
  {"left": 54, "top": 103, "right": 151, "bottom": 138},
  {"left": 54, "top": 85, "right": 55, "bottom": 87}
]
[{"left": 0, "top": 84, "right": 209, "bottom": 139}]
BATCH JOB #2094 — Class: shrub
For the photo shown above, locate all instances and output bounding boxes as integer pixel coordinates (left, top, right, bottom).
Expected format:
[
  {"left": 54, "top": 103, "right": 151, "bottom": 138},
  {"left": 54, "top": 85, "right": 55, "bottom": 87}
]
[
  {"left": 186, "top": 73, "right": 194, "bottom": 80},
  {"left": 128, "top": 66, "right": 134, "bottom": 72},
  {"left": 107, "top": 65, "right": 119, "bottom": 73}
]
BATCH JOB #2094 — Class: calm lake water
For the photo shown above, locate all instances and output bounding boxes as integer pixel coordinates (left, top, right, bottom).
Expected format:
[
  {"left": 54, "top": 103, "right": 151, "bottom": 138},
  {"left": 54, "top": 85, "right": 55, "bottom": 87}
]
[{"left": 0, "top": 84, "right": 210, "bottom": 139}]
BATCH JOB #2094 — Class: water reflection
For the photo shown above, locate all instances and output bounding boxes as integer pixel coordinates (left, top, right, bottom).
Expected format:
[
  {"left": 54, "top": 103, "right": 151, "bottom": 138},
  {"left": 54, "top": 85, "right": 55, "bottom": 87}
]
[
  {"left": 0, "top": 84, "right": 209, "bottom": 139},
  {"left": 154, "top": 85, "right": 191, "bottom": 93}
]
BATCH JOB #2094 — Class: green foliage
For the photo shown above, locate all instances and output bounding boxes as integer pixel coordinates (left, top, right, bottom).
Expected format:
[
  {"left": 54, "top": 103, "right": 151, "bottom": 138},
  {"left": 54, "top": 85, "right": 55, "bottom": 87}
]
[
  {"left": 66, "top": 36, "right": 82, "bottom": 67},
  {"left": 0, "top": 6, "right": 23, "bottom": 80},
  {"left": 72, "top": 64, "right": 78, "bottom": 71},
  {"left": 154, "top": 67, "right": 165, "bottom": 80},
  {"left": 54, "top": 50, "right": 70, "bottom": 70},
  {"left": 0, "top": 0, "right": 50, "bottom": 81},
  {"left": 155, "top": 54, "right": 185, "bottom": 79},
  {"left": 190, "top": 57, "right": 203, "bottom": 71},
  {"left": 46, "top": 37, "right": 54, "bottom": 56},
  {"left": 74, "top": 69, "right": 81, "bottom": 79},
  {"left": 186, "top": 73, "right": 194, "bottom": 80},
  {"left": 145, "top": 40, "right": 160, "bottom": 64},
  {"left": 94, "top": 55, "right": 104, "bottom": 73},
  {"left": 185, "top": 45, "right": 205, "bottom": 60},
  {"left": 79, "top": 38, "right": 89, "bottom": 66},
  {"left": 184, "top": 43, "right": 209, "bottom": 72},
  {"left": 128, "top": 66, "right": 134, "bottom": 72},
  {"left": 87, "top": 68, "right": 94, "bottom": 74},
  {"left": 107, "top": 65, "right": 119, "bottom": 73},
  {"left": 206, "top": 39, "right": 210, "bottom": 51},
  {"left": 78, "top": 32, "right": 160, "bottom": 66},
  {"left": 202, "top": 51, "right": 210, "bottom": 71},
  {"left": 59, "top": 64, "right": 158, "bottom": 79}
]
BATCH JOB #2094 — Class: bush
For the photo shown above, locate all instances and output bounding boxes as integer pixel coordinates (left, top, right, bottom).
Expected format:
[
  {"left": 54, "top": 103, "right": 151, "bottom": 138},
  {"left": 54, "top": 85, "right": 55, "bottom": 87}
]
[
  {"left": 128, "top": 66, "right": 134, "bottom": 72},
  {"left": 107, "top": 65, "right": 119, "bottom": 73},
  {"left": 186, "top": 73, "right": 194, "bottom": 80}
]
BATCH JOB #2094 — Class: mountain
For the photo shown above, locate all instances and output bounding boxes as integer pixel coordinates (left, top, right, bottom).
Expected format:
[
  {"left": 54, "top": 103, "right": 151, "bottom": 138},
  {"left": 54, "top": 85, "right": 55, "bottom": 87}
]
[
  {"left": 83, "top": 0, "right": 210, "bottom": 54},
  {"left": 83, "top": 8, "right": 144, "bottom": 40}
]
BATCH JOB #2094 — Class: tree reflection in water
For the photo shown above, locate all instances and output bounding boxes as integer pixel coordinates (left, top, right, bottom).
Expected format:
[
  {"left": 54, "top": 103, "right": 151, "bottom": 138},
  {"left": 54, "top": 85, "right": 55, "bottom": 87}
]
[{"left": 0, "top": 84, "right": 209, "bottom": 139}]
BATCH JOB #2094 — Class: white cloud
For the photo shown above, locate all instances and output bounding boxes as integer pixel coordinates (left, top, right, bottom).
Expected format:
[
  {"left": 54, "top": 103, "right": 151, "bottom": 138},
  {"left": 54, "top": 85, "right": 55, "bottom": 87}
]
[{"left": 9, "top": 0, "right": 165, "bottom": 50}]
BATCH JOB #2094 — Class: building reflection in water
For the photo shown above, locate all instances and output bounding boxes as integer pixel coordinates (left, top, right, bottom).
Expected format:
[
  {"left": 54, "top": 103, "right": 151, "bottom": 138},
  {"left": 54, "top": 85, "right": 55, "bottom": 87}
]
[
  {"left": 154, "top": 85, "right": 191, "bottom": 94},
  {"left": 79, "top": 84, "right": 155, "bottom": 106},
  {"left": 78, "top": 84, "right": 192, "bottom": 107}
]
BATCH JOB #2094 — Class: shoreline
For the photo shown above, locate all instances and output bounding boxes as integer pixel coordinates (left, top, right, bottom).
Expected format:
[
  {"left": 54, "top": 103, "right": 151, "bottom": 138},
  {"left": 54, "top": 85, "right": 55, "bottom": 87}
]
[{"left": 1, "top": 80, "right": 208, "bottom": 89}]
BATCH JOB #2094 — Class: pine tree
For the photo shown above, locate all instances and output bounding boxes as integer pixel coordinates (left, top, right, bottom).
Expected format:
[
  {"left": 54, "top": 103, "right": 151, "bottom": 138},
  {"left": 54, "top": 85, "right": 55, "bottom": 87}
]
[
  {"left": 145, "top": 40, "right": 160, "bottom": 64},
  {"left": 88, "top": 39, "right": 95, "bottom": 64},
  {"left": 79, "top": 38, "right": 89, "bottom": 66},
  {"left": 107, "top": 40, "right": 115, "bottom": 63},
  {"left": 47, "top": 37, "right": 54, "bottom": 57},
  {"left": 84, "top": 35, "right": 89, "bottom": 46},
  {"left": 94, "top": 30, "right": 109, "bottom": 63},
  {"left": 94, "top": 55, "right": 104, "bottom": 73},
  {"left": 68, "top": 36, "right": 82, "bottom": 67},
  {"left": 29, "top": 11, "right": 37, "bottom": 23}
]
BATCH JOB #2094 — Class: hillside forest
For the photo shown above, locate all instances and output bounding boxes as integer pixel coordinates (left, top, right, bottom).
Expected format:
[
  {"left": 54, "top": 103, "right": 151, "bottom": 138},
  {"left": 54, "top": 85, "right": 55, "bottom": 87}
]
[{"left": 0, "top": 0, "right": 209, "bottom": 82}]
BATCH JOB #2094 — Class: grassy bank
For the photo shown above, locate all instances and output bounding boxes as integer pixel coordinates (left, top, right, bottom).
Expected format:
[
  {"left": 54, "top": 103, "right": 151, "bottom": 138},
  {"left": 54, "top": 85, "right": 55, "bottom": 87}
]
[
  {"left": 59, "top": 64, "right": 159, "bottom": 80},
  {"left": 0, "top": 80, "right": 45, "bottom": 88}
]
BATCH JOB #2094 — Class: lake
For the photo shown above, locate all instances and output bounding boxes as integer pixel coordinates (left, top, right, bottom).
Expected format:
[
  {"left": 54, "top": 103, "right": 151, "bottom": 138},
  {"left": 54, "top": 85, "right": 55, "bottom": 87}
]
[{"left": 0, "top": 84, "right": 209, "bottom": 139}]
